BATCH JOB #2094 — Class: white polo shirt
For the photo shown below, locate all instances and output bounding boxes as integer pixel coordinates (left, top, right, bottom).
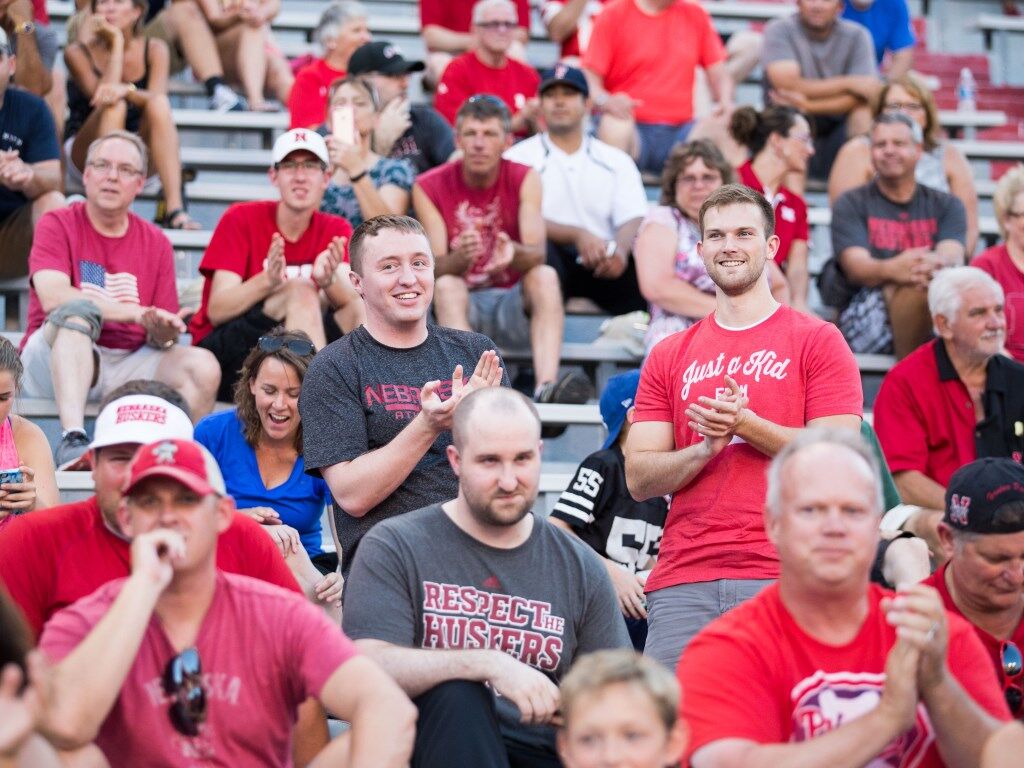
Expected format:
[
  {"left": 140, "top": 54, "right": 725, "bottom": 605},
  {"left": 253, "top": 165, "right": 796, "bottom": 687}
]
[{"left": 504, "top": 133, "right": 648, "bottom": 242}]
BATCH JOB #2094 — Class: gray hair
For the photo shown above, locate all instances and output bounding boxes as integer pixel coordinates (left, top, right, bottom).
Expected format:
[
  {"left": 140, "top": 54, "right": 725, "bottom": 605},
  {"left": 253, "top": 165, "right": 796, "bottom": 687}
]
[
  {"left": 85, "top": 130, "right": 148, "bottom": 173},
  {"left": 872, "top": 111, "right": 924, "bottom": 145},
  {"left": 315, "top": 1, "right": 368, "bottom": 48},
  {"left": 993, "top": 164, "right": 1024, "bottom": 239},
  {"left": 472, "top": 0, "right": 517, "bottom": 24},
  {"left": 927, "top": 266, "right": 1004, "bottom": 328},
  {"left": 765, "top": 427, "right": 883, "bottom": 518}
]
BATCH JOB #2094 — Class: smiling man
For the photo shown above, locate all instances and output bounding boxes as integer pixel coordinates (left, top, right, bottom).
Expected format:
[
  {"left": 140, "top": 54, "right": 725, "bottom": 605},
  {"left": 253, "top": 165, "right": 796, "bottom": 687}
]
[
  {"left": 625, "top": 184, "right": 862, "bottom": 668},
  {"left": 299, "top": 214, "right": 507, "bottom": 575},
  {"left": 188, "top": 128, "right": 364, "bottom": 402},
  {"left": 342, "top": 387, "right": 628, "bottom": 767}
]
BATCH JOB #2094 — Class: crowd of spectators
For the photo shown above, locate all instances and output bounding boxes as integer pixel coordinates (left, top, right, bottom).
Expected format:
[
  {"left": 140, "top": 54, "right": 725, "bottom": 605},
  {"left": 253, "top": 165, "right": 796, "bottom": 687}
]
[{"left": 3, "top": 0, "right": 1024, "bottom": 766}]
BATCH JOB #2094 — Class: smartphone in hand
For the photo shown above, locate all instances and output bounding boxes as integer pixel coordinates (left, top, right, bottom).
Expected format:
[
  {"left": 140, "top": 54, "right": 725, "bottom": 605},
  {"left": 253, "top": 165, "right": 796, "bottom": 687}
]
[{"left": 332, "top": 105, "right": 356, "bottom": 145}]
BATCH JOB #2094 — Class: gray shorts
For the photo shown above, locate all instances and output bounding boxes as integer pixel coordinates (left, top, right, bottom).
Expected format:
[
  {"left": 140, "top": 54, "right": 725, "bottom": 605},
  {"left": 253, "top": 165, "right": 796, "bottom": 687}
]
[
  {"left": 468, "top": 285, "right": 531, "bottom": 351},
  {"left": 11, "top": 24, "right": 58, "bottom": 70},
  {"left": 20, "top": 328, "right": 167, "bottom": 402},
  {"left": 643, "top": 578, "right": 773, "bottom": 670}
]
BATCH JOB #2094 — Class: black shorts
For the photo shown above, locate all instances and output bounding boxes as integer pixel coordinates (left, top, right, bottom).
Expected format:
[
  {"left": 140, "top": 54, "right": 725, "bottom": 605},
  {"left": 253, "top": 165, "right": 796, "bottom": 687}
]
[{"left": 199, "top": 304, "right": 344, "bottom": 402}]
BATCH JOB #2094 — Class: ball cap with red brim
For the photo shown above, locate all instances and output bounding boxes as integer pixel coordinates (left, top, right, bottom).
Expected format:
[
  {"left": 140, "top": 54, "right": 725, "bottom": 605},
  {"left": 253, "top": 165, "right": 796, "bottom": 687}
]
[{"left": 122, "top": 439, "right": 226, "bottom": 497}]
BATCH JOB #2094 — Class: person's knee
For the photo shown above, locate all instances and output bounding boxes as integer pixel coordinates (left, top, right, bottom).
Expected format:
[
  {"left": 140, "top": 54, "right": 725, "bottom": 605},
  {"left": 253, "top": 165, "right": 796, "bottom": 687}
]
[
  {"left": 32, "top": 190, "right": 65, "bottom": 217},
  {"left": 414, "top": 680, "right": 494, "bottom": 721},
  {"left": 44, "top": 300, "right": 102, "bottom": 346},
  {"left": 170, "top": 0, "right": 203, "bottom": 26},
  {"left": 282, "top": 279, "right": 322, "bottom": 312},
  {"left": 179, "top": 347, "right": 221, "bottom": 391},
  {"left": 523, "top": 265, "right": 562, "bottom": 304},
  {"left": 434, "top": 274, "right": 469, "bottom": 305}
]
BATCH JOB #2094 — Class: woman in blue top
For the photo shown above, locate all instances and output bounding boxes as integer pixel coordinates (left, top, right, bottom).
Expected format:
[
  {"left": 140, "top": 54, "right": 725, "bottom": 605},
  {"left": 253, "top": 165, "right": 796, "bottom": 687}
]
[{"left": 195, "top": 327, "right": 341, "bottom": 617}]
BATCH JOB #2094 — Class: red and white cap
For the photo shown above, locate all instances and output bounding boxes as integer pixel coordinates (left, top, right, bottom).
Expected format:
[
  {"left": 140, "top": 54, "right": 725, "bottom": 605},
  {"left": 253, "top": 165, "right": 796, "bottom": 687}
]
[
  {"left": 272, "top": 128, "right": 330, "bottom": 166},
  {"left": 90, "top": 395, "right": 193, "bottom": 450},
  {"left": 122, "top": 439, "right": 226, "bottom": 497}
]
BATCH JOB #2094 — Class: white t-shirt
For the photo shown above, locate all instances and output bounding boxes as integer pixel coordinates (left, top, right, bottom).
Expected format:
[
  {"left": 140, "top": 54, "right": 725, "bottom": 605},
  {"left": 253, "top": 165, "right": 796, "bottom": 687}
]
[{"left": 504, "top": 133, "right": 648, "bottom": 242}]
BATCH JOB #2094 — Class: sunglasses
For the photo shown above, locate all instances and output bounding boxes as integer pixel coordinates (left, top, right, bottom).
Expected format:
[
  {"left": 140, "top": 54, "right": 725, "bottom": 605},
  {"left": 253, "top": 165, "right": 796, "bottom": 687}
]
[
  {"left": 257, "top": 336, "right": 316, "bottom": 357},
  {"left": 163, "top": 647, "right": 207, "bottom": 737},
  {"left": 1002, "top": 640, "right": 1023, "bottom": 715},
  {"left": 467, "top": 93, "right": 508, "bottom": 111}
]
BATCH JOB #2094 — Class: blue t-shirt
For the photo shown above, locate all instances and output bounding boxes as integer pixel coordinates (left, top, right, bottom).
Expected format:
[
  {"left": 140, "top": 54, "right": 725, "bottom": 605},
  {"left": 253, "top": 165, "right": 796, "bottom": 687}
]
[
  {"left": 195, "top": 409, "right": 330, "bottom": 557},
  {"left": 842, "top": 0, "right": 915, "bottom": 65},
  {"left": 0, "top": 87, "right": 59, "bottom": 221},
  {"left": 319, "top": 156, "right": 415, "bottom": 228}
]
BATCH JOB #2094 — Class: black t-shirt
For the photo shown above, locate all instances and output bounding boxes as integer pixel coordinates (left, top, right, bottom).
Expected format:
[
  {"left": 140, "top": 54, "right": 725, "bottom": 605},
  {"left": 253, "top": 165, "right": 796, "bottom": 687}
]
[
  {"left": 550, "top": 445, "right": 667, "bottom": 575},
  {"left": 299, "top": 324, "right": 506, "bottom": 571},
  {"left": 397, "top": 105, "right": 455, "bottom": 175},
  {"left": 0, "top": 88, "right": 59, "bottom": 221}
]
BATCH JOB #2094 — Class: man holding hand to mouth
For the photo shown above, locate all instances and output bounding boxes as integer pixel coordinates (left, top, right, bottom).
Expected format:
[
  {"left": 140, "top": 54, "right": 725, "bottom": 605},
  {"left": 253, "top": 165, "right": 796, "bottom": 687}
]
[
  {"left": 625, "top": 184, "right": 862, "bottom": 669},
  {"left": 188, "top": 128, "right": 365, "bottom": 402}
]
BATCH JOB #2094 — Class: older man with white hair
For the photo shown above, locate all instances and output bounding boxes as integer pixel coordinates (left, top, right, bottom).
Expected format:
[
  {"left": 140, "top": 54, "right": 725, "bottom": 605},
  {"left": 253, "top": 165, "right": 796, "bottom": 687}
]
[{"left": 873, "top": 266, "right": 1024, "bottom": 560}]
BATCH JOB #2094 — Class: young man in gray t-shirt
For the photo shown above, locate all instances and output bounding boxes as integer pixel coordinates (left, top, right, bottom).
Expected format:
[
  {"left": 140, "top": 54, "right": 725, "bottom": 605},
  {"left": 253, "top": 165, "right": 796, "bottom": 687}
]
[
  {"left": 343, "top": 387, "right": 629, "bottom": 767},
  {"left": 299, "top": 215, "right": 507, "bottom": 573}
]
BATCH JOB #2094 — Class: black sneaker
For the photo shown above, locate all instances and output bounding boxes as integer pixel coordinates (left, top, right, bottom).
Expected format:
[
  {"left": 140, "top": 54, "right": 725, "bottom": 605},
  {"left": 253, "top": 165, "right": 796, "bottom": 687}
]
[
  {"left": 535, "top": 371, "right": 595, "bottom": 438},
  {"left": 55, "top": 430, "right": 90, "bottom": 470}
]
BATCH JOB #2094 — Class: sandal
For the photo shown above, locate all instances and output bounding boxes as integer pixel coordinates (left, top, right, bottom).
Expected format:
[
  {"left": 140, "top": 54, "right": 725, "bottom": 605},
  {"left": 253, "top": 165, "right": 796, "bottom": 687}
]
[{"left": 160, "top": 208, "right": 202, "bottom": 231}]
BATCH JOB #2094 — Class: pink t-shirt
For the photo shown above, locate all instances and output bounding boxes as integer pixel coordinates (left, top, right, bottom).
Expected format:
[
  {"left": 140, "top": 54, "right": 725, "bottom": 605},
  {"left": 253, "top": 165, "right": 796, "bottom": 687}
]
[
  {"left": 41, "top": 572, "right": 357, "bottom": 766},
  {"left": 634, "top": 306, "right": 863, "bottom": 590},
  {"left": 415, "top": 158, "right": 531, "bottom": 289},
  {"left": 26, "top": 203, "right": 178, "bottom": 350},
  {"left": 972, "top": 243, "right": 1024, "bottom": 362}
]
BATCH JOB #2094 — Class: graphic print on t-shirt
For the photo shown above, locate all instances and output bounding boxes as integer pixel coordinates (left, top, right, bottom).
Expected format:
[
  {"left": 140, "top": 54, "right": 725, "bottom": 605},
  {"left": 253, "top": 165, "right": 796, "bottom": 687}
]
[
  {"left": 867, "top": 216, "right": 939, "bottom": 252},
  {"left": 679, "top": 348, "right": 791, "bottom": 401},
  {"left": 420, "top": 581, "right": 566, "bottom": 672},
  {"left": 80, "top": 261, "right": 140, "bottom": 304},
  {"left": 451, "top": 198, "right": 513, "bottom": 288},
  {"left": 791, "top": 670, "right": 933, "bottom": 765},
  {"left": 363, "top": 378, "right": 460, "bottom": 421}
]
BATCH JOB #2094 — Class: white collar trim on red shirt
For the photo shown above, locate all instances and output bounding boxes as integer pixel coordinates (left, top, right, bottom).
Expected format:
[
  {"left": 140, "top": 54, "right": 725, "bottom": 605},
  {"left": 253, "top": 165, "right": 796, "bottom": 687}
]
[{"left": 713, "top": 301, "right": 782, "bottom": 332}]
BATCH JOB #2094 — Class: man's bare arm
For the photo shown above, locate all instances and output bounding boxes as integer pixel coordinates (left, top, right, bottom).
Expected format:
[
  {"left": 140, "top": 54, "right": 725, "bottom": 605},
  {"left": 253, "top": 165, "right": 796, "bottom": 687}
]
[
  {"left": 510, "top": 170, "right": 546, "bottom": 272},
  {"left": 624, "top": 420, "right": 717, "bottom": 501},
  {"left": 735, "top": 413, "right": 861, "bottom": 458},
  {"left": 32, "top": 269, "right": 144, "bottom": 324},
  {"left": 892, "top": 470, "right": 945, "bottom": 511}
]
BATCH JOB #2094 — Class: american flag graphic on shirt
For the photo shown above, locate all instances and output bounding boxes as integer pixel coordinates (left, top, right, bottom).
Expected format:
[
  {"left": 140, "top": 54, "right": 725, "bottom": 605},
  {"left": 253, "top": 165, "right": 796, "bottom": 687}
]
[{"left": 80, "top": 261, "right": 140, "bottom": 305}]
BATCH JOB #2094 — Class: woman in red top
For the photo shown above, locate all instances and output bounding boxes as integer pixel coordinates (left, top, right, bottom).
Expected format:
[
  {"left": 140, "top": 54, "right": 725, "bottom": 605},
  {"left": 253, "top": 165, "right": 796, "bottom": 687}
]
[
  {"left": 972, "top": 164, "right": 1024, "bottom": 362},
  {"left": 730, "top": 105, "right": 814, "bottom": 312}
]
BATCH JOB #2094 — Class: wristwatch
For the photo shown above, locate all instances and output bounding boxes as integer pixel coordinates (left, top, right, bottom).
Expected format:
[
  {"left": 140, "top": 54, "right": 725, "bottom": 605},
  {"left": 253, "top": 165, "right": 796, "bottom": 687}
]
[{"left": 13, "top": 21, "right": 36, "bottom": 35}]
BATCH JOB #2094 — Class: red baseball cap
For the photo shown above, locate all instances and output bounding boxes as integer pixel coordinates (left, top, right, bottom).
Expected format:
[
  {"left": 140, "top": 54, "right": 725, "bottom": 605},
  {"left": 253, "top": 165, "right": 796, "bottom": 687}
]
[{"left": 122, "top": 439, "right": 226, "bottom": 497}]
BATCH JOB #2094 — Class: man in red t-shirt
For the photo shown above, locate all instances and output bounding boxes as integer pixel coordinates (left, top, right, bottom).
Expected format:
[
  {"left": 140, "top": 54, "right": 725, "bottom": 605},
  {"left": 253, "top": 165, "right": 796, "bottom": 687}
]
[
  {"left": 627, "top": 184, "right": 862, "bottom": 669},
  {"left": 421, "top": 0, "right": 530, "bottom": 87},
  {"left": 922, "top": 458, "right": 1024, "bottom": 720},
  {"left": 414, "top": 96, "right": 592, "bottom": 408},
  {"left": 21, "top": 132, "right": 220, "bottom": 468},
  {"left": 434, "top": 0, "right": 541, "bottom": 137},
  {"left": 873, "top": 267, "right": 1024, "bottom": 561},
  {"left": 188, "top": 128, "right": 363, "bottom": 402},
  {"left": 581, "top": 0, "right": 732, "bottom": 175},
  {"left": 37, "top": 437, "right": 415, "bottom": 766},
  {"left": 678, "top": 429, "right": 1010, "bottom": 767}
]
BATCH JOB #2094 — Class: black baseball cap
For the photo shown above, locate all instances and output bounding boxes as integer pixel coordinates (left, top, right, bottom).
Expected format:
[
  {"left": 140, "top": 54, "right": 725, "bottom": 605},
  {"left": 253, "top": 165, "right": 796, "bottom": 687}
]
[
  {"left": 944, "top": 458, "right": 1024, "bottom": 534},
  {"left": 348, "top": 42, "right": 425, "bottom": 76},
  {"left": 539, "top": 64, "right": 589, "bottom": 98}
]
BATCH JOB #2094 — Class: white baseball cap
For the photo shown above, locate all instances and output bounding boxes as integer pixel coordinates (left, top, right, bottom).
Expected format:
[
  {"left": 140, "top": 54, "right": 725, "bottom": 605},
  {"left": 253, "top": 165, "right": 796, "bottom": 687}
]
[
  {"left": 272, "top": 128, "right": 330, "bottom": 167},
  {"left": 90, "top": 395, "right": 194, "bottom": 450}
]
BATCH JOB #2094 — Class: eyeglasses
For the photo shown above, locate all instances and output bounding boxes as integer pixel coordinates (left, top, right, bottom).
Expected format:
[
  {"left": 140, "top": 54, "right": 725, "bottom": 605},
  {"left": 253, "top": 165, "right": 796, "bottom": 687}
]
[
  {"left": 884, "top": 101, "right": 925, "bottom": 114},
  {"left": 258, "top": 335, "right": 316, "bottom": 357},
  {"left": 467, "top": 93, "right": 507, "bottom": 109},
  {"left": 1002, "top": 640, "right": 1023, "bottom": 715},
  {"left": 787, "top": 132, "right": 814, "bottom": 147},
  {"left": 87, "top": 159, "right": 144, "bottom": 180},
  {"left": 274, "top": 160, "right": 326, "bottom": 173},
  {"left": 163, "top": 647, "right": 207, "bottom": 737},
  {"left": 476, "top": 20, "right": 516, "bottom": 30},
  {"left": 677, "top": 173, "right": 722, "bottom": 188}
]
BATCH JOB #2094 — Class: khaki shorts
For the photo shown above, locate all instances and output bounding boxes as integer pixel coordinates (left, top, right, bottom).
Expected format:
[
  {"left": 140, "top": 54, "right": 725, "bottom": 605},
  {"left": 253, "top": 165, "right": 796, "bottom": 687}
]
[
  {"left": 0, "top": 205, "right": 34, "bottom": 280},
  {"left": 20, "top": 328, "right": 167, "bottom": 401},
  {"left": 144, "top": 10, "right": 187, "bottom": 74}
]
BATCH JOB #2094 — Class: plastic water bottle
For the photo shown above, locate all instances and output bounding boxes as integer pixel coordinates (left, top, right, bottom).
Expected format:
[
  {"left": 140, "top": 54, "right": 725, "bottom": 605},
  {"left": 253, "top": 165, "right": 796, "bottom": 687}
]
[{"left": 957, "top": 67, "right": 977, "bottom": 111}]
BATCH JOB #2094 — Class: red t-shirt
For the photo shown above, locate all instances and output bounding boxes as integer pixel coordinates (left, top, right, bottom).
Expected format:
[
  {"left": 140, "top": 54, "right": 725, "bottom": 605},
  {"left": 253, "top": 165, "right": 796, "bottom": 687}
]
[
  {"left": 873, "top": 339, "right": 977, "bottom": 489},
  {"left": 737, "top": 161, "right": 809, "bottom": 267},
  {"left": 923, "top": 561, "right": 1024, "bottom": 720},
  {"left": 188, "top": 201, "right": 352, "bottom": 343},
  {"left": 434, "top": 51, "right": 541, "bottom": 128},
  {"left": 972, "top": 244, "right": 1024, "bottom": 363},
  {"left": 678, "top": 583, "right": 1011, "bottom": 763},
  {"left": 633, "top": 306, "right": 862, "bottom": 590},
  {"left": 0, "top": 496, "right": 300, "bottom": 639},
  {"left": 40, "top": 572, "right": 356, "bottom": 766},
  {"left": 287, "top": 58, "right": 346, "bottom": 129},
  {"left": 420, "top": 0, "right": 530, "bottom": 34},
  {"left": 541, "top": 0, "right": 611, "bottom": 60},
  {"left": 582, "top": 0, "right": 725, "bottom": 124},
  {"left": 31, "top": 0, "right": 48, "bottom": 24},
  {"left": 26, "top": 203, "right": 178, "bottom": 350},
  {"left": 415, "top": 158, "right": 531, "bottom": 289}
]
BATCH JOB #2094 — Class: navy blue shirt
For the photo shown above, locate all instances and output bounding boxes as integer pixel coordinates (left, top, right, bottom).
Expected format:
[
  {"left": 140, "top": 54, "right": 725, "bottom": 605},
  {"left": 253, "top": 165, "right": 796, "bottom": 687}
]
[{"left": 0, "top": 87, "right": 59, "bottom": 221}]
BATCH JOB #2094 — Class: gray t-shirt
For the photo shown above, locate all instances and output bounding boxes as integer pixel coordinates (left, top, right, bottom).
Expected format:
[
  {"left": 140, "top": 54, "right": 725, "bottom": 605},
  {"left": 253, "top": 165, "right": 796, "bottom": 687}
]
[
  {"left": 343, "top": 503, "right": 630, "bottom": 749},
  {"left": 299, "top": 324, "right": 507, "bottom": 571},
  {"left": 761, "top": 15, "right": 877, "bottom": 107}
]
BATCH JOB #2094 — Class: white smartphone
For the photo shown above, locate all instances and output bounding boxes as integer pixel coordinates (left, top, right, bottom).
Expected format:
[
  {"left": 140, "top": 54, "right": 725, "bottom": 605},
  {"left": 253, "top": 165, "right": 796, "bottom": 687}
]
[{"left": 332, "top": 105, "right": 356, "bottom": 145}]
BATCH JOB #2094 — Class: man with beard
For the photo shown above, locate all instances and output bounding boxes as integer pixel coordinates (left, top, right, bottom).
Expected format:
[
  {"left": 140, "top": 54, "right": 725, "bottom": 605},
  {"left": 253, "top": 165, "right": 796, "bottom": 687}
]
[
  {"left": 187, "top": 128, "right": 365, "bottom": 401},
  {"left": 342, "top": 386, "right": 629, "bottom": 767},
  {"left": 626, "top": 184, "right": 863, "bottom": 669}
]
